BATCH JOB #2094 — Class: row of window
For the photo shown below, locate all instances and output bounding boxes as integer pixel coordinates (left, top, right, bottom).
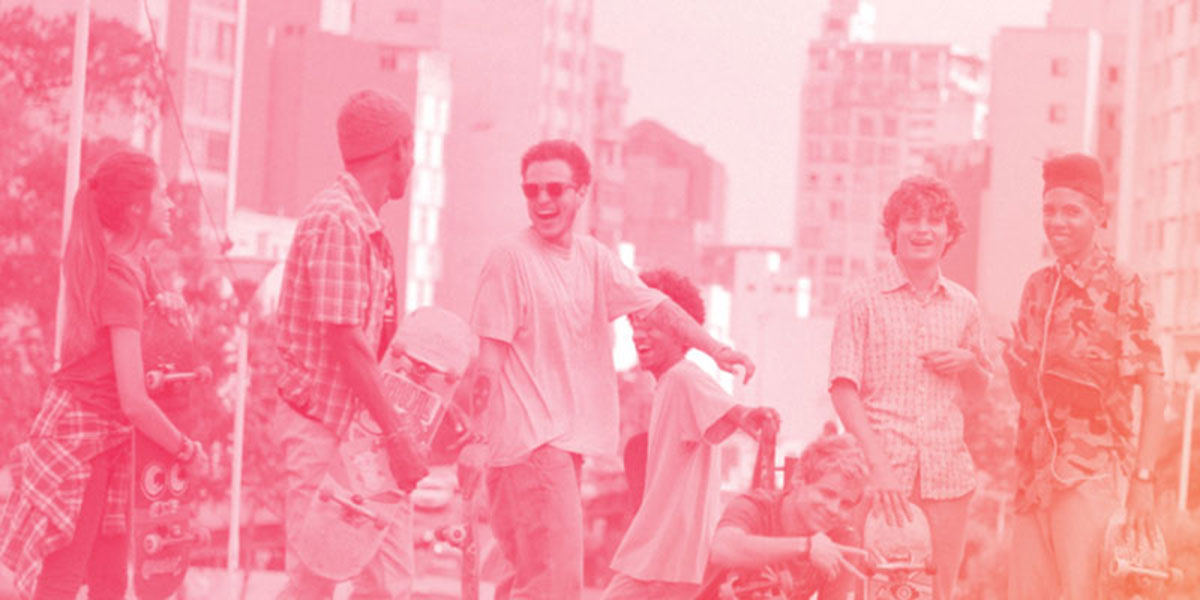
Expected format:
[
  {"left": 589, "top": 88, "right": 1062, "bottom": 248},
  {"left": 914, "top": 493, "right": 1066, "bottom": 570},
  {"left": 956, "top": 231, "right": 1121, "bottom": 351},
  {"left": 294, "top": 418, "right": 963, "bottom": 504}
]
[
  {"left": 809, "top": 46, "right": 945, "bottom": 77},
  {"left": 804, "top": 110, "right": 902, "bottom": 137},
  {"left": 805, "top": 139, "right": 901, "bottom": 166}
]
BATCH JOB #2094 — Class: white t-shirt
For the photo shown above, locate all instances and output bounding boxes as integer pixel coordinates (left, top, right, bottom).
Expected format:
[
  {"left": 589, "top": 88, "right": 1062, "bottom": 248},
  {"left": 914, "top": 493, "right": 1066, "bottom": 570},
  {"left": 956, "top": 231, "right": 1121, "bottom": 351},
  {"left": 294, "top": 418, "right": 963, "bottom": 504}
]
[
  {"left": 609, "top": 359, "right": 736, "bottom": 584},
  {"left": 470, "top": 229, "right": 667, "bottom": 465}
]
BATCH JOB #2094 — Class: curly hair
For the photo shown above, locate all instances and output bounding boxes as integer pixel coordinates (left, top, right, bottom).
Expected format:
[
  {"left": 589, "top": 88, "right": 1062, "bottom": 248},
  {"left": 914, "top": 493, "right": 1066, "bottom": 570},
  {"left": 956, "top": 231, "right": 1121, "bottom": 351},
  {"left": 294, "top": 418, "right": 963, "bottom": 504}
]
[
  {"left": 792, "top": 434, "right": 869, "bottom": 490},
  {"left": 880, "top": 175, "right": 965, "bottom": 256},
  {"left": 520, "top": 139, "right": 591, "bottom": 187},
  {"left": 639, "top": 268, "right": 705, "bottom": 324}
]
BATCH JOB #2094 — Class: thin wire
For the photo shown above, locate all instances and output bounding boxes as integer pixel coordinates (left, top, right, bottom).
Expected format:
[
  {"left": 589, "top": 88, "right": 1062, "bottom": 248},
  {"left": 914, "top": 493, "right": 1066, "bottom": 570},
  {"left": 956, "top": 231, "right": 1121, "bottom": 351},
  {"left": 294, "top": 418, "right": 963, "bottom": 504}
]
[{"left": 139, "top": 0, "right": 238, "bottom": 284}]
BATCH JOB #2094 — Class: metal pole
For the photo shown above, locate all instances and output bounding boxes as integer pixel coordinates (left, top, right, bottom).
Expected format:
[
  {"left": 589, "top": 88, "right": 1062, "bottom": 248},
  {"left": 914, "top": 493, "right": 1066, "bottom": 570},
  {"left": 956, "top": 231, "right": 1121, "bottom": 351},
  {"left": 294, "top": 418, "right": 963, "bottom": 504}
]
[
  {"left": 53, "top": 0, "right": 92, "bottom": 368},
  {"left": 225, "top": 0, "right": 249, "bottom": 223},
  {"left": 1179, "top": 374, "right": 1196, "bottom": 513},
  {"left": 228, "top": 311, "right": 248, "bottom": 571}
]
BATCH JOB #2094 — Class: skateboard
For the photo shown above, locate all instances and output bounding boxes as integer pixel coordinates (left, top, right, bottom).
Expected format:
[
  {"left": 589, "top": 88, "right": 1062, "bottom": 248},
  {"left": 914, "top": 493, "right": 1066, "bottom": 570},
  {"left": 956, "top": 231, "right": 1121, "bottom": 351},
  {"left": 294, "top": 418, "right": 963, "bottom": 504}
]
[
  {"left": 294, "top": 307, "right": 475, "bottom": 581},
  {"left": 1099, "top": 508, "right": 1183, "bottom": 599},
  {"left": 862, "top": 500, "right": 935, "bottom": 600},
  {"left": 132, "top": 294, "right": 210, "bottom": 599}
]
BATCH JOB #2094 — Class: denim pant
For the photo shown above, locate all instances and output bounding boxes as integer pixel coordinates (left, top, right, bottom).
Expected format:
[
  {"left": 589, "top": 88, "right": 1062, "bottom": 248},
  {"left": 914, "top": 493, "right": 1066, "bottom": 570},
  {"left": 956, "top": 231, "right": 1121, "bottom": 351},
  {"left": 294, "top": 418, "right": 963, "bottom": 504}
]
[
  {"left": 1008, "top": 475, "right": 1119, "bottom": 600},
  {"left": 487, "top": 445, "right": 584, "bottom": 599},
  {"left": 274, "top": 402, "right": 414, "bottom": 600},
  {"left": 34, "top": 448, "right": 127, "bottom": 600}
]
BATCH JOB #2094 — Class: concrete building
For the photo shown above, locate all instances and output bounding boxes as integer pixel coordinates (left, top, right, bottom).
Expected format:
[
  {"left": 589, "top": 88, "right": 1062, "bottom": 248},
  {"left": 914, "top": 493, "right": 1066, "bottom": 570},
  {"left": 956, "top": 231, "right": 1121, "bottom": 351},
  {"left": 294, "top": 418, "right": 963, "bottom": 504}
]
[
  {"left": 1119, "top": 0, "right": 1200, "bottom": 382},
  {"left": 979, "top": 0, "right": 1129, "bottom": 320},
  {"left": 620, "top": 120, "right": 726, "bottom": 278},
  {"left": 796, "top": 0, "right": 985, "bottom": 317},
  {"left": 922, "top": 141, "right": 990, "bottom": 294},
  {"left": 589, "top": 45, "right": 629, "bottom": 248}
]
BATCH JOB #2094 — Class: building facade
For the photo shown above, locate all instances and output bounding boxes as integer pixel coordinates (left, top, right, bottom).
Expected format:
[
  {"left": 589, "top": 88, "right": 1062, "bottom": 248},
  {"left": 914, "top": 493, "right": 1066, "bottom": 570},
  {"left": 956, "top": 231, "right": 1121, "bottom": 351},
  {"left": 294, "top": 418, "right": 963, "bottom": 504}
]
[{"left": 796, "top": 0, "right": 985, "bottom": 316}]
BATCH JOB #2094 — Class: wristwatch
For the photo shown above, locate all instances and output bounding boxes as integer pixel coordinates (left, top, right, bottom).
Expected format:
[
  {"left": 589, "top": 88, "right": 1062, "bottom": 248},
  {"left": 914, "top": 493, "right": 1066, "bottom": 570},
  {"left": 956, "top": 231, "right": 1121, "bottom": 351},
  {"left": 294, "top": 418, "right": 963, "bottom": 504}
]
[{"left": 1132, "top": 467, "right": 1154, "bottom": 483}]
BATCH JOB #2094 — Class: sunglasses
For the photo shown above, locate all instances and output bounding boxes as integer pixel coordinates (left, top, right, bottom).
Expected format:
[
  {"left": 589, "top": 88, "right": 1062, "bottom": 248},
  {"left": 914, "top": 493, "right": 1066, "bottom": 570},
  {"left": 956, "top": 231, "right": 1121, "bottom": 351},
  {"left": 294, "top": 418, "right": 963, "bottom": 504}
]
[{"left": 521, "top": 181, "right": 577, "bottom": 200}]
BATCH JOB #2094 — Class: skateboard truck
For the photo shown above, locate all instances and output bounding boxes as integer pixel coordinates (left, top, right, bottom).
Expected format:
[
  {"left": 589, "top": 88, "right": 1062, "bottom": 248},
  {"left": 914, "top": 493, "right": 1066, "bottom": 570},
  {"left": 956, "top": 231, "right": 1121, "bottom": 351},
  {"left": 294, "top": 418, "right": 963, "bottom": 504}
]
[
  {"left": 318, "top": 488, "right": 390, "bottom": 530},
  {"left": 143, "top": 527, "right": 208, "bottom": 555},
  {"left": 146, "top": 366, "right": 213, "bottom": 391},
  {"left": 1109, "top": 557, "right": 1183, "bottom": 583}
]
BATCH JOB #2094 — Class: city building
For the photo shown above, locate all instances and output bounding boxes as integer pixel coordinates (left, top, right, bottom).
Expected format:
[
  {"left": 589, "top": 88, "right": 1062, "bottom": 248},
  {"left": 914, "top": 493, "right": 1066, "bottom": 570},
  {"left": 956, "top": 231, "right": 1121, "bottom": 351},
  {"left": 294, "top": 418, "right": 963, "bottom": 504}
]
[
  {"left": 619, "top": 119, "right": 726, "bottom": 277},
  {"left": 796, "top": 0, "right": 985, "bottom": 316},
  {"left": 921, "top": 141, "right": 989, "bottom": 294},
  {"left": 979, "top": 0, "right": 1128, "bottom": 320},
  {"left": 589, "top": 45, "right": 629, "bottom": 248},
  {"left": 1120, "top": 0, "right": 1200, "bottom": 381}
]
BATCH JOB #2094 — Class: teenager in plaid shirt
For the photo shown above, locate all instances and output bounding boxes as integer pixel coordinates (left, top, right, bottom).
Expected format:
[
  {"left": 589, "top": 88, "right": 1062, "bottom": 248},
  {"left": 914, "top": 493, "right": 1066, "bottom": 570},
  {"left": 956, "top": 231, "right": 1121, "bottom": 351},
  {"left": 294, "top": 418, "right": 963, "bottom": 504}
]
[
  {"left": 274, "top": 90, "right": 426, "bottom": 600},
  {"left": 829, "top": 176, "right": 991, "bottom": 600},
  {"left": 0, "top": 151, "right": 208, "bottom": 599}
]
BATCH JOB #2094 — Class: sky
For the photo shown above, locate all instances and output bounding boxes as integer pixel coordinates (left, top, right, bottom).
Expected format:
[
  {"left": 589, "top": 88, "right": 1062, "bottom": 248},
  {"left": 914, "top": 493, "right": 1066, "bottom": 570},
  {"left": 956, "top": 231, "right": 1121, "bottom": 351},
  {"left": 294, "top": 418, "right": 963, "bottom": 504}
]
[{"left": 594, "top": 0, "right": 1050, "bottom": 247}]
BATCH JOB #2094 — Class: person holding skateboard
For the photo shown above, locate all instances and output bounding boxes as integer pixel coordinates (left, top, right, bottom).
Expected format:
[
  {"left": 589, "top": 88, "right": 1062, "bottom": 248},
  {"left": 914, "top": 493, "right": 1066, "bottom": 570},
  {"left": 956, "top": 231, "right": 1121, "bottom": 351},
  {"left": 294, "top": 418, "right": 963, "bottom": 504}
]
[
  {"left": 1004, "top": 153, "right": 1166, "bottom": 600},
  {"left": 468, "top": 139, "right": 756, "bottom": 599},
  {"left": 602, "top": 268, "right": 779, "bottom": 600},
  {"left": 828, "top": 175, "right": 991, "bottom": 600},
  {"left": 274, "top": 90, "right": 426, "bottom": 599},
  {"left": 0, "top": 150, "right": 209, "bottom": 599},
  {"left": 698, "top": 434, "right": 869, "bottom": 600}
]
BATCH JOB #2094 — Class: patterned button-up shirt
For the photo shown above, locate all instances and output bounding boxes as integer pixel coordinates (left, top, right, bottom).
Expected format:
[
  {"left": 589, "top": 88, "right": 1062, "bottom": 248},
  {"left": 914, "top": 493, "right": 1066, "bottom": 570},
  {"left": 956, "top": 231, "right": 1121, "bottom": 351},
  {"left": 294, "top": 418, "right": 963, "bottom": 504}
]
[
  {"left": 276, "top": 173, "right": 398, "bottom": 436},
  {"left": 829, "top": 259, "right": 990, "bottom": 500},
  {"left": 1006, "top": 245, "right": 1162, "bottom": 512}
]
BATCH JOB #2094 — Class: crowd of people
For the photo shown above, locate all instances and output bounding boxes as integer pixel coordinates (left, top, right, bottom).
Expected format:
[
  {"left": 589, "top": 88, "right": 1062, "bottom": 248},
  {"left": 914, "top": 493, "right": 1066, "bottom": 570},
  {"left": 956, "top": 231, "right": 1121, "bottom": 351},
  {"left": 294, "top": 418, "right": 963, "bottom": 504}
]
[{"left": 0, "top": 88, "right": 1167, "bottom": 600}]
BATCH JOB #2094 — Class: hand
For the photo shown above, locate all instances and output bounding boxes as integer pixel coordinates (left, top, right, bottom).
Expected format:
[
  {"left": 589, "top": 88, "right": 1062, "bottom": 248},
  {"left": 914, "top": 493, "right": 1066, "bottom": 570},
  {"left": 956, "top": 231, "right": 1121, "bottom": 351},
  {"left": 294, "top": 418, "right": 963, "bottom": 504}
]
[
  {"left": 385, "top": 432, "right": 430, "bottom": 492},
  {"left": 154, "top": 291, "right": 193, "bottom": 331},
  {"left": 869, "top": 463, "right": 913, "bottom": 527},
  {"left": 807, "top": 532, "right": 867, "bottom": 581},
  {"left": 919, "top": 348, "right": 976, "bottom": 377},
  {"left": 714, "top": 346, "right": 756, "bottom": 384},
  {"left": 188, "top": 442, "right": 212, "bottom": 479},
  {"left": 1124, "top": 480, "right": 1157, "bottom": 551},
  {"left": 740, "top": 407, "right": 781, "bottom": 440}
]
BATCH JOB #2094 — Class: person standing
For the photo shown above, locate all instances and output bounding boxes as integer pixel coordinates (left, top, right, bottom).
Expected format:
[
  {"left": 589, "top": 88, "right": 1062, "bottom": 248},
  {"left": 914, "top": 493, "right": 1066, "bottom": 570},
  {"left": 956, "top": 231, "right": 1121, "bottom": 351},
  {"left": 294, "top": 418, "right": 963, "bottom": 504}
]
[
  {"left": 0, "top": 151, "right": 208, "bottom": 599},
  {"left": 469, "top": 139, "right": 756, "bottom": 599},
  {"left": 274, "top": 90, "right": 425, "bottom": 600},
  {"left": 1004, "top": 153, "right": 1165, "bottom": 600},
  {"left": 829, "top": 175, "right": 991, "bottom": 600}
]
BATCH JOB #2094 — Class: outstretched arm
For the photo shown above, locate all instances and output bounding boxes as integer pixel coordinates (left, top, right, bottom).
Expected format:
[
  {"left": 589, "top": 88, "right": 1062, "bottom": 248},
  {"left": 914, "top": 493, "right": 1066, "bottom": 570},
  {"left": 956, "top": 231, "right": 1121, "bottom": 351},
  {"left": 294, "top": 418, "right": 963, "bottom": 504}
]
[{"left": 642, "top": 301, "right": 756, "bottom": 383}]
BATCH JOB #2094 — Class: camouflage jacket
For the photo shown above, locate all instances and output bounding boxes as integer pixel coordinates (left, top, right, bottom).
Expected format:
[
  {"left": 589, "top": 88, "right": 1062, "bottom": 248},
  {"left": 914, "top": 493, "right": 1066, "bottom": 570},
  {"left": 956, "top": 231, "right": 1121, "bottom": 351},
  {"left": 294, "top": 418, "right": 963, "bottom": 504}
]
[{"left": 1004, "top": 245, "right": 1163, "bottom": 512}]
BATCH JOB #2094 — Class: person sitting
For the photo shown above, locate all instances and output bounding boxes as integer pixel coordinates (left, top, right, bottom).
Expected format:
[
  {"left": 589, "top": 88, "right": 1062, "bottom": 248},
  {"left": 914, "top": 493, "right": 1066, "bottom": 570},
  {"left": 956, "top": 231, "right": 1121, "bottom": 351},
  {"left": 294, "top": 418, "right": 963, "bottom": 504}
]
[{"left": 697, "top": 434, "right": 869, "bottom": 600}]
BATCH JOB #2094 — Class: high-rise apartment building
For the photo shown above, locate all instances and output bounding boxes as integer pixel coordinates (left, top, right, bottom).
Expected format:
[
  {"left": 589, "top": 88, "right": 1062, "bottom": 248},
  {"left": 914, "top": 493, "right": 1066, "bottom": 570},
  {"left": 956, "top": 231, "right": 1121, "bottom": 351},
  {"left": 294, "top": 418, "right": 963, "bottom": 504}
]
[
  {"left": 1120, "top": 0, "right": 1200, "bottom": 377},
  {"left": 589, "top": 45, "right": 628, "bottom": 248},
  {"left": 980, "top": 0, "right": 1129, "bottom": 320},
  {"left": 796, "top": 0, "right": 984, "bottom": 316}
]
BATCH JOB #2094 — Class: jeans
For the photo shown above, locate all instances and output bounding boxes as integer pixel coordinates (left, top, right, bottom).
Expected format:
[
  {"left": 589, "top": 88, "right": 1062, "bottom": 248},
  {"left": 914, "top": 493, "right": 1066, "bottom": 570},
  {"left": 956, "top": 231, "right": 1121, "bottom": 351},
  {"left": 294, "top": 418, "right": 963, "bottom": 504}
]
[
  {"left": 34, "top": 448, "right": 127, "bottom": 600},
  {"left": 274, "top": 402, "right": 414, "bottom": 600},
  {"left": 487, "top": 444, "right": 584, "bottom": 599}
]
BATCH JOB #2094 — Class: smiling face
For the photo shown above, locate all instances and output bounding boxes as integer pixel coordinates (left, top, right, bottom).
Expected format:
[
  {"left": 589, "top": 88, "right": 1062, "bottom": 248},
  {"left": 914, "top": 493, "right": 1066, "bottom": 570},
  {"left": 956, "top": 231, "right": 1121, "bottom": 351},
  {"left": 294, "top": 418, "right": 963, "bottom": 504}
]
[
  {"left": 523, "top": 159, "right": 584, "bottom": 246},
  {"left": 889, "top": 204, "right": 950, "bottom": 268},
  {"left": 387, "top": 135, "right": 415, "bottom": 200},
  {"left": 1042, "top": 187, "right": 1103, "bottom": 264},
  {"left": 629, "top": 312, "right": 686, "bottom": 379},
  {"left": 782, "top": 471, "right": 865, "bottom": 534}
]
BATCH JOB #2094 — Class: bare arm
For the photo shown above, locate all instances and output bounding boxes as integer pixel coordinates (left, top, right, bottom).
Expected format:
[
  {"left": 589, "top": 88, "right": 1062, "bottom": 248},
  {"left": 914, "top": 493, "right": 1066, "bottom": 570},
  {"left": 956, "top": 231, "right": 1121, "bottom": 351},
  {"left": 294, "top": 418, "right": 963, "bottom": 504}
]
[
  {"left": 111, "top": 327, "right": 189, "bottom": 454},
  {"left": 643, "top": 301, "right": 756, "bottom": 383},
  {"left": 830, "top": 378, "right": 911, "bottom": 525},
  {"left": 704, "top": 405, "right": 780, "bottom": 445},
  {"left": 469, "top": 336, "right": 509, "bottom": 413},
  {"left": 709, "top": 526, "right": 809, "bottom": 570},
  {"left": 1126, "top": 371, "right": 1167, "bottom": 544},
  {"left": 327, "top": 324, "right": 398, "bottom": 435}
]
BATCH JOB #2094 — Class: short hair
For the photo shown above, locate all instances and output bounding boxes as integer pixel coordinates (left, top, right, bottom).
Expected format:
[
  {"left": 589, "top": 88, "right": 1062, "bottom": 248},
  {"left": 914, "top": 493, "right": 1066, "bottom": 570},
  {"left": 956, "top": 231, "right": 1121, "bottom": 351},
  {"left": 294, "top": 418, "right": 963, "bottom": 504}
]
[
  {"left": 639, "top": 268, "right": 705, "bottom": 325},
  {"left": 880, "top": 175, "right": 965, "bottom": 256},
  {"left": 792, "top": 434, "right": 869, "bottom": 490},
  {"left": 521, "top": 139, "right": 591, "bottom": 187}
]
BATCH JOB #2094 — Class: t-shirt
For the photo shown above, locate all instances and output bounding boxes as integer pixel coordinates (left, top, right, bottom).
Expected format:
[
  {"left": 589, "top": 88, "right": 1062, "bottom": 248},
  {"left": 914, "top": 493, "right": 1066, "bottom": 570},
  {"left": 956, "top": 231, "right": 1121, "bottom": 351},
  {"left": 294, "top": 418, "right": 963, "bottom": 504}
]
[
  {"left": 696, "top": 490, "right": 845, "bottom": 600},
  {"left": 470, "top": 229, "right": 667, "bottom": 464},
  {"left": 609, "top": 359, "right": 737, "bottom": 583},
  {"left": 53, "top": 254, "right": 149, "bottom": 412}
]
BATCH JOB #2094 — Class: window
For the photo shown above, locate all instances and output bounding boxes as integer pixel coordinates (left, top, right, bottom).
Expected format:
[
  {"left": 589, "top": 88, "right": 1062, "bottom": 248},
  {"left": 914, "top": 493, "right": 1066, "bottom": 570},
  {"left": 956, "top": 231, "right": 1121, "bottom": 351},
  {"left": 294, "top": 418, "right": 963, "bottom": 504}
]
[
  {"left": 831, "top": 140, "right": 849, "bottom": 163},
  {"left": 1049, "top": 104, "right": 1067, "bottom": 123},
  {"left": 824, "top": 256, "right": 845, "bottom": 277},
  {"left": 206, "top": 131, "right": 230, "bottom": 171},
  {"left": 380, "top": 50, "right": 397, "bottom": 71},
  {"left": 806, "top": 172, "right": 820, "bottom": 189},
  {"left": 1108, "top": 66, "right": 1120, "bottom": 83},
  {"left": 395, "top": 10, "right": 419, "bottom": 23},
  {"left": 1051, "top": 57, "right": 1069, "bottom": 77},
  {"left": 828, "top": 200, "right": 845, "bottom": 221},
  {"left": 882, "top": 115, "right": 899, "bottom": 137},
  {"left": 858, "top": 116, "right": 875, "bottom": 136},
  {"left": 806, "top": 140, "right": 824, "bottom": 163}
]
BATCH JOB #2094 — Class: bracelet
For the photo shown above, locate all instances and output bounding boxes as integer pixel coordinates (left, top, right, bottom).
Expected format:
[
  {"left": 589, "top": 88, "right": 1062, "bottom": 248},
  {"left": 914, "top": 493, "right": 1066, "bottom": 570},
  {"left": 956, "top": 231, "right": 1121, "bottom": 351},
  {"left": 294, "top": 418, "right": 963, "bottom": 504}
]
[{"left": 175, "top": 438, "right": 197, "bottom": 463}]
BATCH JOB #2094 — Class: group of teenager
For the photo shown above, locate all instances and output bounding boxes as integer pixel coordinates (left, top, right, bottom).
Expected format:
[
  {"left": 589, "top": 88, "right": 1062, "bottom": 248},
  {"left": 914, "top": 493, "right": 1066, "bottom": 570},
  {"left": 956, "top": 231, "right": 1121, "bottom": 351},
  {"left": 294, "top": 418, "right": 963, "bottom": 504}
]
[{"left": 0, "top": 87, "right": 1165, "bottom": 600}]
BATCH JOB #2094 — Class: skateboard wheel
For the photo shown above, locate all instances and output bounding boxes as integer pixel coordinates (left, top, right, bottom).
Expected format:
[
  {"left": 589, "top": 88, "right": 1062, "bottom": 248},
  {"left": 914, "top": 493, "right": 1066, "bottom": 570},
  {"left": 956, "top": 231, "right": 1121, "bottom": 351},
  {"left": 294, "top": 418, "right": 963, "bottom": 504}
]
[
  {"left": 444, "top": 525, "right": 465, "bottom": 545},
  {"left": 144, "top": 533, "right": 163, "bottom": 554},
  {"left": 141, "top": 464, "right": 166, "bottom": 498},
  {"left": 145, "top": 371, "right": 164, "bottom": 391},
  {"left": 196, "top": 366, "right": 213, "bottom": 383},
  {"left": 319, "top": 488, "right": 334, "bottom": 502},
  {"left": 169, "top": 463, "right": 188, "bottom": 494},
  {"left": 893, "top": 583, "right": 916, "bottom": 600}
]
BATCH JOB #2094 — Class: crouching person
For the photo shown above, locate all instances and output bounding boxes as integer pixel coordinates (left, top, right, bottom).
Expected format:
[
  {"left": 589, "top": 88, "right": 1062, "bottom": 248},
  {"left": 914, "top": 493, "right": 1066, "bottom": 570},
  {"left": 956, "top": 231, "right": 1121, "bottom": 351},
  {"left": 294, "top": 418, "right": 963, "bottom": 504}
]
[{"left": 697, "top": 434, "right": 869, "bottom": 600}]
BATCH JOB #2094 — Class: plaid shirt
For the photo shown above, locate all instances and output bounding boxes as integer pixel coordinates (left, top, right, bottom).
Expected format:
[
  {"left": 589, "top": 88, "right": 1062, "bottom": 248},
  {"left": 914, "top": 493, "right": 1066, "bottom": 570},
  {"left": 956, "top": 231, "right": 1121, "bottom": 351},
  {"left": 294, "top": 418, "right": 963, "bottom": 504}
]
[
  {"left": 829, "top": 259, "right": 990, "bottom": 500},
  {"left": 0, "top": 385, "right": 132, "bottom": 598},
  {"left": 276, "top": 173, "right": 398, "bottom": 436},
  {"left": 1006, "top": 245, "right": 1163, "bottom": 512}
]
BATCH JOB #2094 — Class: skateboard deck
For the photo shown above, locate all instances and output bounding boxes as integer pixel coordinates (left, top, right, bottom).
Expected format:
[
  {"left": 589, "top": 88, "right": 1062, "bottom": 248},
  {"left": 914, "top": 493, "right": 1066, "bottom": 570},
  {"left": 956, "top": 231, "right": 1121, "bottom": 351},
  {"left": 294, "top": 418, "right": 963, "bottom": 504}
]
[
  {"left": 1100, "top": 508, "right": 1182, "bottom": 599},
  {"left": 294, "top": 307, "right": 475, "bottom": 581},
  {"left": 862, "top": 500, "right": 934, "bottom": 600},
  {"left": 131, "top": 294, "right": 208, "bottom": 599}
]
